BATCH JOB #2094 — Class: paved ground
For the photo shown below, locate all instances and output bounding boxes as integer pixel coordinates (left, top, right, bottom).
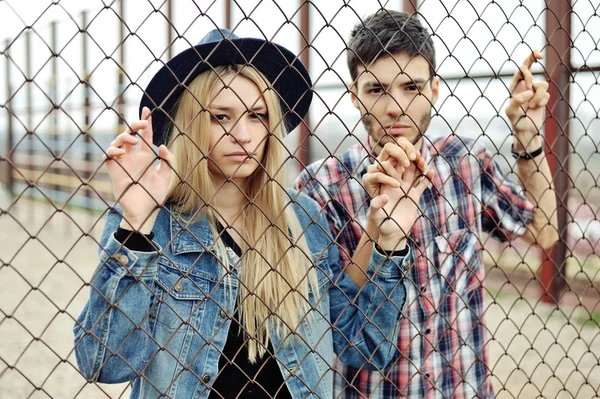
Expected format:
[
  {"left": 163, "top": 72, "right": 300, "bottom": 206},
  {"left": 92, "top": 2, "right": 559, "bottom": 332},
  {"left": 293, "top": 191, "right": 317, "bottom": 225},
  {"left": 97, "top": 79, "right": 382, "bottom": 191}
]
[{"left": 1, "top": 194, "right": 598, "bottom": 399}]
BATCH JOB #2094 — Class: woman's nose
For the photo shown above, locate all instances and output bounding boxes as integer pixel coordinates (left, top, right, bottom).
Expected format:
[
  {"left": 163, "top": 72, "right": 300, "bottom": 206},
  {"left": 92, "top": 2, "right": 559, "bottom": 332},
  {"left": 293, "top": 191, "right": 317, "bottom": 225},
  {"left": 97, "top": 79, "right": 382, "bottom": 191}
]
[{"left": 229, "top": 118, "right": 252, "bottom": 144}]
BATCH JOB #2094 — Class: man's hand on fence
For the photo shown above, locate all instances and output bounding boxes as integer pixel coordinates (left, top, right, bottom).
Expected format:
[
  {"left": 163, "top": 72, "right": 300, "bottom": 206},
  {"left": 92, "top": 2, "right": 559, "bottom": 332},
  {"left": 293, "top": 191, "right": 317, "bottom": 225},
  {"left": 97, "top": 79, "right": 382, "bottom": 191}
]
[
  {"left": 505, "top": 49, "right": 551, "bottom": 152},
  {"left": 103, "top": 107, "right": 174, "bottom": 234},
  {"left": 363, "top": 141, "right": 434, "bottom": 251}
]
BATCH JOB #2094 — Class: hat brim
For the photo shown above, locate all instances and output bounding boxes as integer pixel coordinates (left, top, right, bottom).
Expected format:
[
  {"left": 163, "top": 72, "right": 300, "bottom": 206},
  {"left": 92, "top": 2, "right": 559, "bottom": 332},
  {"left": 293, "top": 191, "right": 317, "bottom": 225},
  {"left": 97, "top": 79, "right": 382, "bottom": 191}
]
[{"left": 139, "top": 38, "right": 313, "bottom": 146}]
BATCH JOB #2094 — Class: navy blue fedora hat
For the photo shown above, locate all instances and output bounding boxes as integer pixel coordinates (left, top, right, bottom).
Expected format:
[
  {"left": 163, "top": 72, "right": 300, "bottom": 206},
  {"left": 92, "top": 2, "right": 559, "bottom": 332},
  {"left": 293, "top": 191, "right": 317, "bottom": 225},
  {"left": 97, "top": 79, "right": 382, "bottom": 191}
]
[{"left": 139, "top": 28, "right": 313, "bottom": 146}]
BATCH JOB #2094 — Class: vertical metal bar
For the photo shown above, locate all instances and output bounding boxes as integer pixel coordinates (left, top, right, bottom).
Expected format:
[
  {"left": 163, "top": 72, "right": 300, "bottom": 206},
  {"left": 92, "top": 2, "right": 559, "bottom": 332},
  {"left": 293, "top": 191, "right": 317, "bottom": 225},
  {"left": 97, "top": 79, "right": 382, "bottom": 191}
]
[
  {"left": 298, "top": 0, "right": 310, "bottom": 167},
  {"left": 403, "top": 0, "right": 418, "bottom": 15},
  {"left": 167, "top": 0, "right": 173, "bottom": 59},
  {"left": 50, "top": 21, "right": 59, "bottom": 200},
  {"left": 225, "top": 0, "right": 232, "bottom": 30},
  {"left": 4, "top": 39, "right": 14, "bottom": 197},
  {"left": 118, "top": 0, "right": 126, "bottom": 131},
  {"left": 25, "top": 30, "right": 33, "bottom": 220},
  {"left": 82, "top": 11, "right": 92, "bottom": 209},
  {"left": 541, "top": 0, "right": 571, "bottom": 304}
]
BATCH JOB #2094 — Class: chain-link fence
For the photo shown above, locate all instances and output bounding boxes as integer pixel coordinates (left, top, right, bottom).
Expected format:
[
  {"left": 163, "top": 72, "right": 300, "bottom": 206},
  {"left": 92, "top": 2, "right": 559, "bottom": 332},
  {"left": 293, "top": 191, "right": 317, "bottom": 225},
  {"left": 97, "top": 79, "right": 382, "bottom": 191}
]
[{"left": 1, "top": 0, "right": 599, "bottom": 398}]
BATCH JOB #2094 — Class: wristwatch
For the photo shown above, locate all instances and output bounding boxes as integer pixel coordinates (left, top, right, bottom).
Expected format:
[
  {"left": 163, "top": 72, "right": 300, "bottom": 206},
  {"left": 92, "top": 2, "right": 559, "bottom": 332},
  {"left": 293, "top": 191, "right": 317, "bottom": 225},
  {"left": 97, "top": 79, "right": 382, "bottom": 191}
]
[{"left": 511, "top": 143, "right": 545, "bottom": 160}]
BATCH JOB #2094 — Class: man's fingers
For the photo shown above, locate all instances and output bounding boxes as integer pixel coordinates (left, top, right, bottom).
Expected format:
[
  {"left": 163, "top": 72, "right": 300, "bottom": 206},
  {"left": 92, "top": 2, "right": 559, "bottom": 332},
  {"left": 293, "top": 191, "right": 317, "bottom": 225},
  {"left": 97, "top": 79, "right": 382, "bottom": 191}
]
[
  {"left": 518, "top": 65, "right": 534, "bottom": 91},
  {"left": 510, "top": 50, "right": 543, "bottom": 92},
  {"left": 369, "top": 194, "right": 389, "bottom": 211},
  {"left": 529, "top": 81, "right": 550, "bottom": 108},
  {"left": 416, "top": 157, "right": 427, "bottom": 173},
  {"left": 373, "top": 159, "right": 402, "bottom": 180},
  {"left": 402, "top": 161, "right": 417, "bottom": 186},
  {"left": 379, "top": 142, "right": 418, "bottom": 168},
  {"left": 415, "top": 168, "right": 435, "bottom": 195},
  {"left": 522, "top": 49, "right": 543, "bottom": 70},
  {"left": 505, "top": 90, "right": 533, "bottom": 120},
  {"left": 363, "top": 170, "right": 401, "bottom": 191}
]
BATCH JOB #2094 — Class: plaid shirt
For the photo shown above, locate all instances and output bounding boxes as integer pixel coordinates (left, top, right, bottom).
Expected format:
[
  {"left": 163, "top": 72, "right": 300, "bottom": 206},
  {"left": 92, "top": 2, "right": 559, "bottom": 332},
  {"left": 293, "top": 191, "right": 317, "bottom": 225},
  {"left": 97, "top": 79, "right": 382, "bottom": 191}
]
[{"left": 294, "top": 135, "right": 535, "bottom": 399}]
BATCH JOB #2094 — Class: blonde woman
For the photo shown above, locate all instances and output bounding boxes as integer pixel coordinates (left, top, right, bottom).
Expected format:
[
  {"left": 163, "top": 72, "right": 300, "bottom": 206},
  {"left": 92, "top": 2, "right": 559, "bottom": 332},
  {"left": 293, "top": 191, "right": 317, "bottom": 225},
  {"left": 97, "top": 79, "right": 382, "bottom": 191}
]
[{"left": 74, "top": 29, "right": 427, "bottom": 399}]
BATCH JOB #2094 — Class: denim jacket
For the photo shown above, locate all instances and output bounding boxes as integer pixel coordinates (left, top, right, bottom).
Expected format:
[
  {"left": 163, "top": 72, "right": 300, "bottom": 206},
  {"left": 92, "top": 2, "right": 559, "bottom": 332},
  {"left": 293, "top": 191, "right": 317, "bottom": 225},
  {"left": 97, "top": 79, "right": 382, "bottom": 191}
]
[{"left": 74, "top": 191, "right": 408, "bottom": 399}]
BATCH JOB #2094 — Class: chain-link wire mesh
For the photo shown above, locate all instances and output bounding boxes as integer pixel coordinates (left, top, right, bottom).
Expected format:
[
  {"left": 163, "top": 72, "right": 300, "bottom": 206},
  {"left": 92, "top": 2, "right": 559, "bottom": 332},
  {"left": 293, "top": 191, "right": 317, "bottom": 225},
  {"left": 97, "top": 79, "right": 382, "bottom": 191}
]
[{"left": 1, "top": 0, "right": 599, "bottom": 398}]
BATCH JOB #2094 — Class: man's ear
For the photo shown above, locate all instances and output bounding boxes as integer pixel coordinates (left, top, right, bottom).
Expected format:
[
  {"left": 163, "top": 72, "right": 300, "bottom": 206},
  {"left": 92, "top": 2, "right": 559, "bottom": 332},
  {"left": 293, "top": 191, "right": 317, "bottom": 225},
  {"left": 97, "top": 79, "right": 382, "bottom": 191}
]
[
  {"left": 349, "top": 81, "right": 360, "bottom": 110},
  {"left": 430, "top": 76, "right": 440, "bottom": 106}
]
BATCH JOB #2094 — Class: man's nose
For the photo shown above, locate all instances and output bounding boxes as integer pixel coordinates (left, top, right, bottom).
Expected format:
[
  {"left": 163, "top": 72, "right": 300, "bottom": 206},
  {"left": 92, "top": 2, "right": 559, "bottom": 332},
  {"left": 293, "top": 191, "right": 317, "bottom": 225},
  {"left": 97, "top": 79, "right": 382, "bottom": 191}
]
[{"left": 385, "top": 92, "right": 405, "bottom": 119}]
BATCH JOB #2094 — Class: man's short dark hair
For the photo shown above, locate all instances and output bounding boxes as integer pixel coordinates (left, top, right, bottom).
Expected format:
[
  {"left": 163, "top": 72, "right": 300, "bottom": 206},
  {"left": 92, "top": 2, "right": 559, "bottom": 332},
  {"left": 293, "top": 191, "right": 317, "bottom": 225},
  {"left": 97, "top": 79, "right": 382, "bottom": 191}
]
[{"left": 348, "top": 10, "right": 436, "bottom": 82}]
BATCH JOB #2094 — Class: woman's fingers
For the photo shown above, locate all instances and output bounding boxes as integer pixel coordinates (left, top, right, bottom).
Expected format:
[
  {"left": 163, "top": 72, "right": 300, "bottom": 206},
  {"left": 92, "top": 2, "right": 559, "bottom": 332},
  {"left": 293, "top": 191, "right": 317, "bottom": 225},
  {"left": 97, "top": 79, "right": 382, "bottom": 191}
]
[
  {"left": 157, "top": 145, "right": 174, "bottom": 181},
  {"left": 104, "top": 146, "right": 126, "bottom": 160},
  {"left": 139, "top": 108, "right": 154, "bottom": 153},
  {"left": 111, "top": 131, "right": 139, "bottom": 155}
]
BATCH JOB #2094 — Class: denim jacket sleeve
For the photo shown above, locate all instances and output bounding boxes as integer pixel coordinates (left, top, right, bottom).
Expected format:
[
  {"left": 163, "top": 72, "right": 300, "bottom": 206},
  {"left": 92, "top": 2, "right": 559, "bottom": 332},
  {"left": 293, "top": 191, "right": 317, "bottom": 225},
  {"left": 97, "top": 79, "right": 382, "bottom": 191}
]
[
  {"left": 73, "top": 208, "right": 160, "bottom": 383},
  {"left": 315, "top": 209, "right": 408, "bottom": 371}
]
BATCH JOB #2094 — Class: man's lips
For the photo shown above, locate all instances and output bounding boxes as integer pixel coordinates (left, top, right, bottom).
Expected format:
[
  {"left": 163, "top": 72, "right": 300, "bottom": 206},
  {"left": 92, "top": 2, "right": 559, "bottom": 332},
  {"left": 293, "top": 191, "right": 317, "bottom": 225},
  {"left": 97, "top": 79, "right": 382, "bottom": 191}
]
[{"left": 384, "top": 124, "right": 411, "bottom": 134}]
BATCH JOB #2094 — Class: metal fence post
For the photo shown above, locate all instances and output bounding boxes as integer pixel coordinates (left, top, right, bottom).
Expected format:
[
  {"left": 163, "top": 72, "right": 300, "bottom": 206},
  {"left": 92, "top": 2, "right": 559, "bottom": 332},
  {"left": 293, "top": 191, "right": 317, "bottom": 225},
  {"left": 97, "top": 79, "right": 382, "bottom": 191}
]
[
  {"left": 118, "top": 0, "right": 126, "bottom": 132},
  {"left": 225, "top": 0, "right": 232, "bottom": 30},
  {"left": 82, "top": 11, "right": 92, "bottom": 210},
  {"left": 298, "top": 0, "right": 311, "bottom": 167},
  {"left": 541, "top": 0, "right": 572, "bottom": 303},
  {"left": 25, "top": 30, "right": 33, "bottom": 221},
  {"left": 50, "top": 21, "right": 59, "bottom": 200},
  {"left": 403, "top": 0, "right": 418, "bottom": 15},
  {"left": 167, "top": 0, "right": 173, "bottom": 59},
  {"left": 3, "top": 39, "right": 14, "bottom": 197}
]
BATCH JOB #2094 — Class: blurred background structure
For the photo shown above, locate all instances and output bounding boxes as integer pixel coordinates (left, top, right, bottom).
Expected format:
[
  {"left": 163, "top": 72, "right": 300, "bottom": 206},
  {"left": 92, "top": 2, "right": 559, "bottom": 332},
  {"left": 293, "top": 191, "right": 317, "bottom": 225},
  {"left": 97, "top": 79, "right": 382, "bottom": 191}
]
[{"left": 0, "top": 0, "right": 599, "bottom": 398}]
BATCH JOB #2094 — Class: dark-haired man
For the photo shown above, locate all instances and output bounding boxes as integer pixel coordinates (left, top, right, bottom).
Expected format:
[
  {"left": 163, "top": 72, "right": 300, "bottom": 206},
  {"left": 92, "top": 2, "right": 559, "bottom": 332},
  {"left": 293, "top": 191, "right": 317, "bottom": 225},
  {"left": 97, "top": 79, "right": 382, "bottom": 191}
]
[{"left": 295, "top": 9, "right": 558, "bottom": 398}]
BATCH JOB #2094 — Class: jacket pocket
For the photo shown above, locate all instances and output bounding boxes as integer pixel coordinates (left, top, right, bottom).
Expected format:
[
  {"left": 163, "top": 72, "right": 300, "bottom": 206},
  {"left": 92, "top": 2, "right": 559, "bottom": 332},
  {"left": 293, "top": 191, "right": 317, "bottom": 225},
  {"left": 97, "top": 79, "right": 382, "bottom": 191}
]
[{"left": 153, "top": 262, "right": 209, "bottom": 333}]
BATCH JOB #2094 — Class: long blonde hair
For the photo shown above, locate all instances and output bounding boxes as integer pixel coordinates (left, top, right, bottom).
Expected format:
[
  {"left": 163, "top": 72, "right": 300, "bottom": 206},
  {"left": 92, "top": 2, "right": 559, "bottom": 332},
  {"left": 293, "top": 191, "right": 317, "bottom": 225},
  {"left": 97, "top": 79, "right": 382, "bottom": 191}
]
[{"left": 167, "top": 65, "right": 317, "bottom": 362}]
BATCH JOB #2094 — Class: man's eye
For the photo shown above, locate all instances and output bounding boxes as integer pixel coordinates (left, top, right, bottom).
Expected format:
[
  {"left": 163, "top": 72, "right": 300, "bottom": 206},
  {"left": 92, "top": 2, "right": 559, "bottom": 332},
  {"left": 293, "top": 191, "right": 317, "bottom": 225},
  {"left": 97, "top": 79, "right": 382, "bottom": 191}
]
[
  {"left": 406, "top": 85, "right": 419, "bottom": 92},
  {"left": 368, "top": 88, "right": 385, "bottom": 95}
]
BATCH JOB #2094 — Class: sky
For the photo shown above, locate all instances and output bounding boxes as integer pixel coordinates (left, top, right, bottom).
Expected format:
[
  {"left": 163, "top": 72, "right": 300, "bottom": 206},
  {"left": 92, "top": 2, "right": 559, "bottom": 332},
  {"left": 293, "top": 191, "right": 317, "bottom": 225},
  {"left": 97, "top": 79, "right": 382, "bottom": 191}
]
[{"left": 0, "top": 0, "right": 598, "bottom": 173}]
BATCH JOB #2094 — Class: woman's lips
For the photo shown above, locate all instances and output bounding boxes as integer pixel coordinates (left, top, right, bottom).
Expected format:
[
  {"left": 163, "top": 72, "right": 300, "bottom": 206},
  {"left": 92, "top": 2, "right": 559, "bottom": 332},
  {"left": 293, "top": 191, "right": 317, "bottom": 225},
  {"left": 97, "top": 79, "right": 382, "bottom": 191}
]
[{"left": 226, "top": 152, "right": 254, "bottom": 162}]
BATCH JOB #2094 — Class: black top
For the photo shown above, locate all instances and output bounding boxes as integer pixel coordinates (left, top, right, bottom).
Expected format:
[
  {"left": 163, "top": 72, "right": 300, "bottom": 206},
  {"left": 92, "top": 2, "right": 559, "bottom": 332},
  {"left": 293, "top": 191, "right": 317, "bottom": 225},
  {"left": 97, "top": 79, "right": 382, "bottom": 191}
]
[{"left": 115, "top": 226, "right": 292, "bottom": 398}]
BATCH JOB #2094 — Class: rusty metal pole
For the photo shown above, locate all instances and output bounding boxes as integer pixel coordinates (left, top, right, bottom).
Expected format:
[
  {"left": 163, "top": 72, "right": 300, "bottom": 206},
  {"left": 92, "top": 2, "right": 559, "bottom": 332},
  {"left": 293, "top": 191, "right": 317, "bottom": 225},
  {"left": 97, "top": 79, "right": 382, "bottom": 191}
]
[
  {"left": 82, "top": 11, "right": 92, "bottom": 209},
  {"left": 298, "top": 0, "right": 311, "bottom": 167},
  {"left": 26, "top": 31, "right": 32, "bottom": 173},
  {"left": 540, "top": 0, "right": 571, "bottom": 304},
  {"left": 4, "top": 39, "right": 14, "bottom": 196},
  {"left": 118, "top": 0, "right": 126, "bottom": 131},
  {"left": 167, "top": 0, "right": 173, "bottom": 59},
  {"left": 50, "top": 21, "right": 60, "bottom": 200},
  {"left": 403, "top": 0, "right": 418, "bottom": 14},
  {"left": 25, "top": 30, "right": 33, "bottom": 220},
  {"left": 225, "top": 0, "right": 232, "bottom": 30}
]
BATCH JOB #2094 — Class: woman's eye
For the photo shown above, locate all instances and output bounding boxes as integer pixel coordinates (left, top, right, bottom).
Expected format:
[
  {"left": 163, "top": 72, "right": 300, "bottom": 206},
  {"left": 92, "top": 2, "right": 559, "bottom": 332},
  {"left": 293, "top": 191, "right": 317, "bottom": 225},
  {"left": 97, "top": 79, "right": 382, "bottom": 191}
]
[
  {"left": 250, "top": 112, "right": 268, "bottom": 120},
  {"left": 212, "top": 114, "right": 228, "bottom": 122}
]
